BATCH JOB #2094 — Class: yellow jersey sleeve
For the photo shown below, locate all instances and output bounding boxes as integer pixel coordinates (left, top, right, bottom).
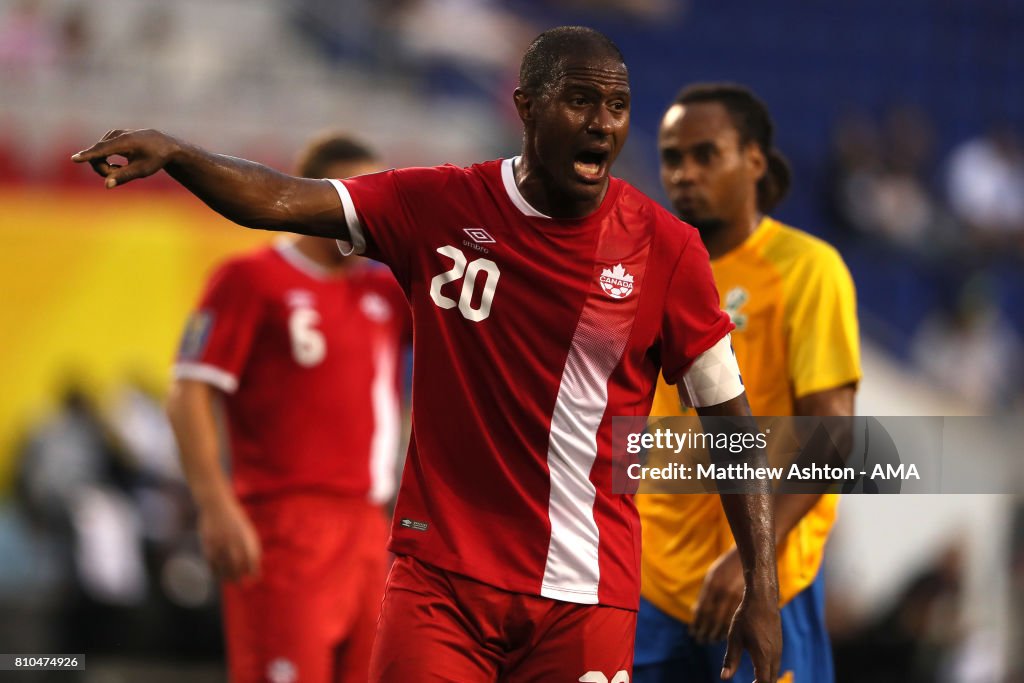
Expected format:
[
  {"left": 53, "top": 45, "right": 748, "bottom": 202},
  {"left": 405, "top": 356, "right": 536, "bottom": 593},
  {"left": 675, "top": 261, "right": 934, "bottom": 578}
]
[{"left": 784, "top": 244, "right": 862, "bottom": 397}]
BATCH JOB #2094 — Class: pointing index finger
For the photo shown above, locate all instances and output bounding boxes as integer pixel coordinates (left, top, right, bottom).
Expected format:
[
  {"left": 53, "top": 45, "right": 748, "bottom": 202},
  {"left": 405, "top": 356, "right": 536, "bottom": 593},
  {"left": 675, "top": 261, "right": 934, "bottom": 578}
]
[
  {"left": 71, "top": 132, "right": 130, "bottom": 163},
  {"left": 71, "top": 140, "right": 112, "bottom": 163}
]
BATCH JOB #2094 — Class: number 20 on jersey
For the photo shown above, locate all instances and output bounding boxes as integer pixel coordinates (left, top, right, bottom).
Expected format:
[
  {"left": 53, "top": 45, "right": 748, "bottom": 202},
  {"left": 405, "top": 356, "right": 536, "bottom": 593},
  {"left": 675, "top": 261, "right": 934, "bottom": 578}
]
[{"left": 429, "top": 245, "right": 501, "bottom": 322}]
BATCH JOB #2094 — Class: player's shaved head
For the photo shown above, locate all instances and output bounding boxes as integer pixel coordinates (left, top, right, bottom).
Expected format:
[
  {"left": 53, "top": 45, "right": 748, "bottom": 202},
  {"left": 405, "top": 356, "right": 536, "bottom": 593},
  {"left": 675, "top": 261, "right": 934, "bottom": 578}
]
[
  {"left": 519, "top": 26, "right": 626, "bottom": 96},
  {"left": 296, "top": 132, "right": 377, "bottom": 179}
]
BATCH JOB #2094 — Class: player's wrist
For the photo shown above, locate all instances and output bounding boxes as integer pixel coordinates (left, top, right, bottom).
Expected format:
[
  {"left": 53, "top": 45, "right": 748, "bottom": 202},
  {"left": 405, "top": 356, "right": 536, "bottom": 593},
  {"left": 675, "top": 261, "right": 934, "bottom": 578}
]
[
  {"left": 743, "top": 571, "right": 779, "bottom": 602},
  {"left": 191, "top": 482, "right": 238, "bottom": 515},
  {"left": 161, "top": 133, "right": 190, "bottom": 167}
]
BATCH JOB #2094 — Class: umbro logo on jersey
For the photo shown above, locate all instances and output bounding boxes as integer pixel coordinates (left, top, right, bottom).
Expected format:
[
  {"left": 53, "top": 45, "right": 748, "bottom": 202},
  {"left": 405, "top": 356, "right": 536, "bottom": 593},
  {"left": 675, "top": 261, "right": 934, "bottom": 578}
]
[
  {"left": 400, "top": 518, "right": 429, "bottom": 532},
  {"left": 599, "top": 264, "right": 634, "bottom": 299},
  {"left": 463, "top": 227, "right": 495, "bottom": 244}
]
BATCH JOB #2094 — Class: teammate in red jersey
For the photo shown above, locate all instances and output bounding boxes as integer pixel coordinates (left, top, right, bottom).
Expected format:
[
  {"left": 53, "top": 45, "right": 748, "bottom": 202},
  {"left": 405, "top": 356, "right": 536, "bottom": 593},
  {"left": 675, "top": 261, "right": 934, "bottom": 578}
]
[
  {"left": 75, "top": 26, "right": 782, "bottom": 683},
  {"left": 165, "top": 134, "right": 410, "bottom": 683}
]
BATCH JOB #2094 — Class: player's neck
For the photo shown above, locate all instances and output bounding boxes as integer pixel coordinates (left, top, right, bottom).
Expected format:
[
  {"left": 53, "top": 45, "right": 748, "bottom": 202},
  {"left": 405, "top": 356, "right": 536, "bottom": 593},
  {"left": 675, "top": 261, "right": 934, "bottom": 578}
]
[
  {"left": 705, "top": 214, "right": 762, "bottom": 260},
  {"left": 514, "top": 156, "right": 608, "bottom": 219},
  {"left": 292, "top": 236, "right": 351, "bottom": 273}
]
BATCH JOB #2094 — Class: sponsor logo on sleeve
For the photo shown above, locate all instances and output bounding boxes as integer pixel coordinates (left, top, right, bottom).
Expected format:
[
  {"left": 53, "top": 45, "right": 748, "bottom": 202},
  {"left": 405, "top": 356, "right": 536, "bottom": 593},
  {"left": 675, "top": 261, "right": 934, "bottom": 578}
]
[
  {"left": 399, "top": 518, "right": 429, "bottom": 532},
  {"left": 179, "top": 310, "right": 214, "bottom": 360}
]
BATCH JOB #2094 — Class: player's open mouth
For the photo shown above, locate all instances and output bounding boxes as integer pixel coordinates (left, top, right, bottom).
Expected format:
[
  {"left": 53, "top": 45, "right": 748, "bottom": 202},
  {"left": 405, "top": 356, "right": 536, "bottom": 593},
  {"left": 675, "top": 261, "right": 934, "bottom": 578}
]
[{"left": 573, "top": 150, "right": 609, "bottom": 183}]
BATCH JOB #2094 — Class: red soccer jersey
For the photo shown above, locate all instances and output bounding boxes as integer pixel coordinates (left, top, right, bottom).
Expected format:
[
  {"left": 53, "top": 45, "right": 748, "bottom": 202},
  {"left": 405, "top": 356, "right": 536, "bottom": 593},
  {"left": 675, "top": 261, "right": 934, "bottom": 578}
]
[
  {"left": 330, "top": 158, "right": 732, "bottom": 610},
  {"left": 174, "top": 240, "right": 410, "bottom": 502}
]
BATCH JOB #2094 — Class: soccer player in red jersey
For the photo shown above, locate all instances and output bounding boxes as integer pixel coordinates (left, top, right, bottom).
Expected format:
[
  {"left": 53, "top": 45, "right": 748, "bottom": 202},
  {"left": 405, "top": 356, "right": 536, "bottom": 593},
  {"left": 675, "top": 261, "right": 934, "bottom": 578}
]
[
  {"left": 165, "top": 134, "right": 410, "bottom": 683},
  {"left": 75, "top": 26, "right": 782, "bottom": 683}
]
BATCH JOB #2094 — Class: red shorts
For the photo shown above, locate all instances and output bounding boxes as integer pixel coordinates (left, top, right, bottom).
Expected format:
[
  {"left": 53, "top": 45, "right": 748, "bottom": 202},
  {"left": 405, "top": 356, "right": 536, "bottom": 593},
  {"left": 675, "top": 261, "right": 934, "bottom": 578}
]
[
  {"left": 222, "top": 493, "right": 388, "bottom": 683},
  {"left": 370, "top": 555, "right": 636, "bottom": 682}
]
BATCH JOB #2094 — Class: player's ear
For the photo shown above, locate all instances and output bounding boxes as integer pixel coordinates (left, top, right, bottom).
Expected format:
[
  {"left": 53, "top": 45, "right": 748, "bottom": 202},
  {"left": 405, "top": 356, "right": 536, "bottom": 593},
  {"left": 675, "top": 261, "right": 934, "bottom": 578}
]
[
  {"left": 745, "top": 143, "right": 767, "bottom": 182},
  {"left": 513, "top": 87, "right": 533, "bottom": 124}
]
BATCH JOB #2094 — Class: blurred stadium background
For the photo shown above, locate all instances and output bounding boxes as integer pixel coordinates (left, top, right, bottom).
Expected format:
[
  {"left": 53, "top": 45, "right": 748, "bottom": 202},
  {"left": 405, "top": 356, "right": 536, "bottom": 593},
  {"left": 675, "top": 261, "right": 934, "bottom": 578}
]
[{"left": 0, "top": 0, "right": 1022, "bottom": 680}]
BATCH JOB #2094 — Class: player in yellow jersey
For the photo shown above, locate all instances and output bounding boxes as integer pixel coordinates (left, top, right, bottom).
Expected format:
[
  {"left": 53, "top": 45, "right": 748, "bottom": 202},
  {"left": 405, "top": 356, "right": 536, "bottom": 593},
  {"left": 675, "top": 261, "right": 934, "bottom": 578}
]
[{"left": 634, "top": 84, "right": 861, "bottom": 683}]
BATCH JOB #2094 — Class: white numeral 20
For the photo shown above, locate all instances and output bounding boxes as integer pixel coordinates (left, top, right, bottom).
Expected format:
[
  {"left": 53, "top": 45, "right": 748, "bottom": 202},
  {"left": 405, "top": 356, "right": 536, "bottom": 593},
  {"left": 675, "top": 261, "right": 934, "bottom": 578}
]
[
  {"left": 579, "top": 672, "right": 629, "bottom": 683},
  {"left": 289, "top": 308, "right": 326, "bottom": 366},
  {"left": 429, "top": 246, "right": 501, "bottom": 322}
]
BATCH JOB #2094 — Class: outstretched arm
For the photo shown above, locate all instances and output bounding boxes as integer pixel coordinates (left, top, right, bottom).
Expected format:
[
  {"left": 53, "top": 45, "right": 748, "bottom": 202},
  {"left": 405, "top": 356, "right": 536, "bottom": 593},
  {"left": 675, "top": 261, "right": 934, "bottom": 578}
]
[
  {"left": 72, "top": 129, "right": 348, "bottom": 239},
  {"left": 695, "top": 391, "right": 782, "bottom": 683}
]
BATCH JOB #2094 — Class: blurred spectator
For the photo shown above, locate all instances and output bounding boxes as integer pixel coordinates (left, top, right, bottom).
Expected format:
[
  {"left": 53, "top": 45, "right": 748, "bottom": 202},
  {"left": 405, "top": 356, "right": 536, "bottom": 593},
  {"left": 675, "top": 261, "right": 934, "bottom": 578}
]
[
  {"left": 14, "top": 379, "right": 148, "bottom": 651},
  {"left": 13, "top": 377, "right": 220, "bottom": 657},
  {"left": 291, "top": 0, "right": 380, "bottom": 64},
  {"left": 827, "top": 113, "right": 885, "bottom": 239},
  {"left": 106, "top": 373, "right": 193, "bottom": 548},
  {"left": 827, "top": 107, "right": 956, "bottom": 254},
  {"left": 132, "top": 5, "right": 176, "bottom": 76},
  {"left": 911, "top": 276, "right": 1024, "bottom": 412},
  {"left": 946, "top": 126, "right": 1024, "bottom": 257},
  {"left": 395, "top": 0, "right": 531, "bottom": 69},
  {"left": 0, "top": 0, "right": 58, "bottom": 75},
  {"left": 539, "top": 0, "right": 680, "bottom": 22},
  {"left": 57, "top": 2, "right": 92, "bottom": 73},
  {"left": 392, "top": 0, "right": 535, "bottom": 95},
  {"left": 832, "top": 545, "right": 964, "bottom": 683},
  {"left": 17, "top": 381, "right": 131, "bottom": 541},
  {"left": 108, "top": 373, "right": 182, "bottom": 485}
]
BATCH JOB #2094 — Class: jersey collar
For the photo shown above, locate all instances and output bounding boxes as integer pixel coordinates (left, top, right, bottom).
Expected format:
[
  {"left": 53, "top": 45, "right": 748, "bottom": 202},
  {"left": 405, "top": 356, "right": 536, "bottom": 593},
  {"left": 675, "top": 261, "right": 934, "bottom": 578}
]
[
  {"left": 274, "top": 238, "right": 332, "bottom": 280},
  {"left": 501, "top": 157, "right": 553, "bottom": 219},
  {"left": 713, "top": 216, "right": 779, "bottom": 265}
]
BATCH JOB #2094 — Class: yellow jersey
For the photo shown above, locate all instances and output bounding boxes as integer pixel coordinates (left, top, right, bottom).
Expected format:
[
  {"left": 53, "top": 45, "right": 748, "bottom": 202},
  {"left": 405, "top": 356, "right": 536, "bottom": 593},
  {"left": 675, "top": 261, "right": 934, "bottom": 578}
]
[{"left": 639, "top": 217, "right": 861, "bottom": 624}]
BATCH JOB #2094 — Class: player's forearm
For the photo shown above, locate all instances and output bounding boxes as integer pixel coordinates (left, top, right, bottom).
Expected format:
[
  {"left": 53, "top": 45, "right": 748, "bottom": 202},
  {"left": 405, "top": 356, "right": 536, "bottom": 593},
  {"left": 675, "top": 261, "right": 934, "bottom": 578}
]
[
  {"left": 166, "top": 381, "right": 235, "bottom": 511},
  {"left": 698, "top": 393, "right": 779, "bottom": 589},
  {"left": 165, "top": 140, "right": 342, "bottom": 237},
  {"left": 721, "top": 493, "right": 777, "bottom": 590},
  {"left": 794, "top": 384, "right": 856, "bottom": 461}
]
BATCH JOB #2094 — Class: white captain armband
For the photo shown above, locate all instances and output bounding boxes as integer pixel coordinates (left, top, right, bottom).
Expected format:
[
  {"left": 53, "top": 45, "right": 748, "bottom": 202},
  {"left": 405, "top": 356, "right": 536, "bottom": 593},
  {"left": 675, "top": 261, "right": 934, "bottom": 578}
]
[
  {"left": 680, "top": 334, "right": 745, "bottom": 408},
  {"left": 327, "top": 178, "right": 367, "bottom": 256}
]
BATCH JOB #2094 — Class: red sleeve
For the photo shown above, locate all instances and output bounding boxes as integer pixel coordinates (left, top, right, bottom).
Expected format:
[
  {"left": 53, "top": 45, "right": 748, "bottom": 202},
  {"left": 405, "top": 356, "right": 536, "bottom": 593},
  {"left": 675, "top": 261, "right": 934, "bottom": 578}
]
[
  {"left": 173, "top": 259, "right": 264, "bottom": 393},
  {"left": 660, "top": 231, "right": 734, "bottom": 385},
  {"left": 331, "top": 165, "right": 457, "bottom": 284}
]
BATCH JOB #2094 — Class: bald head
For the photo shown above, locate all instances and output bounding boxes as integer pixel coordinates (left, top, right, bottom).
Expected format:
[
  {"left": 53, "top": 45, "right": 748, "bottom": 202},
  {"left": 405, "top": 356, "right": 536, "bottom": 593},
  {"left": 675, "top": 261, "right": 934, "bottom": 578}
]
[{"left": 519, "top": 26, "right": 626, "bottom": 96}]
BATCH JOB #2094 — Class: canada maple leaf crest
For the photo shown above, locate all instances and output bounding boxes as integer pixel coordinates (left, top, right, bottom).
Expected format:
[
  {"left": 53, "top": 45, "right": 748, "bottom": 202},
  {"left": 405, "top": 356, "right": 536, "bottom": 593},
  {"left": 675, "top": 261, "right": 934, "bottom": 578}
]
[{"left": 599, "top": 263, "right": 635, "bottom": 299}]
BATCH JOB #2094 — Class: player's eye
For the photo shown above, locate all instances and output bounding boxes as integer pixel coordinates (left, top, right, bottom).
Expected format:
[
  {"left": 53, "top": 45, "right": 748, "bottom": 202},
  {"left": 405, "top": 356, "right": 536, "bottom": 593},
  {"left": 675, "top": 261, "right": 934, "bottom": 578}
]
[
  {"left": 570, "top": 95, "right": 589, "bottom": 106},
  {"left": 660, "top": 149, "right": 681, "bottom": 166},
  {"left": 694, "top": 145, "right": 716, "bottom": 165}
]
